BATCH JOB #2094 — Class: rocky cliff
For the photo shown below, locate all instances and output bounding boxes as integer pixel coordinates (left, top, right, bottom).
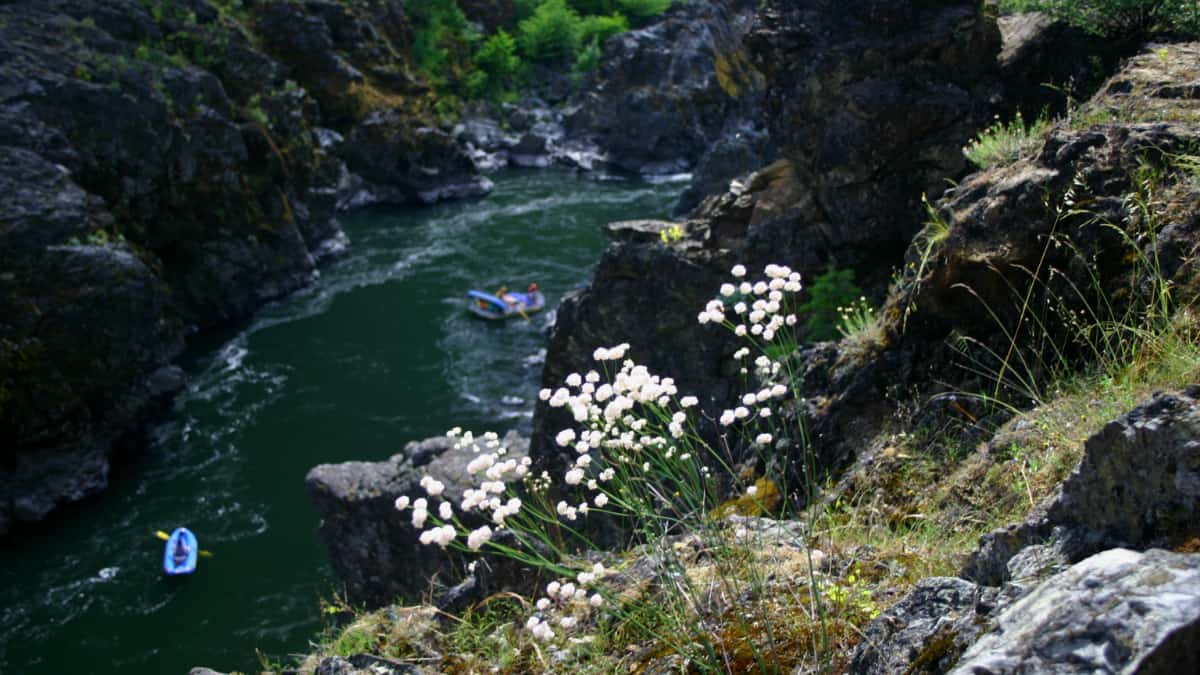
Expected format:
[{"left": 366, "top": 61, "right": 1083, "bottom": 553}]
[
  {"left": 0, "top": 0, "right": 486, "bottom": 534},
  {"left": 531, "top": 0, "right": 1001, "bottom": 475},
  {"left": 287, "top": 8, "right": 1200, "bottom": 674}
]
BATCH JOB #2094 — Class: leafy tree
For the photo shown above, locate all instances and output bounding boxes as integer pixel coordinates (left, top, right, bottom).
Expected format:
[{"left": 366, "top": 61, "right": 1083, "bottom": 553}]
[
  {"left": 518, "top": 0, "right": 582, "bottom": 63},
  {"left": 473, "top": 29, "right": 521, "bottom": 97}
]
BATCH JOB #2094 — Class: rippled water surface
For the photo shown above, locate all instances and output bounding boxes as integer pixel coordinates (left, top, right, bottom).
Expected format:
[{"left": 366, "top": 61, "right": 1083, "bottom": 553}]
[{"left": 0, "top": 170, "right": 684, "bottom": 674}]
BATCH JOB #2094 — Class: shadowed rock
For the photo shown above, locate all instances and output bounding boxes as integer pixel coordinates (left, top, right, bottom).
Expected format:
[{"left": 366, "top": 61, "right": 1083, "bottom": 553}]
[{"left": 306, "top": 433, "right": 531, "bottom": 608}]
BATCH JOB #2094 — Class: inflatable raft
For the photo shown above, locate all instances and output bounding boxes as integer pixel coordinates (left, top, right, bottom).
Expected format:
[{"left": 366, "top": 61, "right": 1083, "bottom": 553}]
[
  {"left": 467, "top": 289, "right": 545, "bottom": 320},
  {"left": 163, "top": 527, "right": 198, "bottom": 576}
]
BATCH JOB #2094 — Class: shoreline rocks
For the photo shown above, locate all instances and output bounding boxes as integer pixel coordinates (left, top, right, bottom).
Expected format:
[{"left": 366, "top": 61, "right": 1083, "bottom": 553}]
[{"left": 307, "top": 432, "right": 531, "bottom": 608}]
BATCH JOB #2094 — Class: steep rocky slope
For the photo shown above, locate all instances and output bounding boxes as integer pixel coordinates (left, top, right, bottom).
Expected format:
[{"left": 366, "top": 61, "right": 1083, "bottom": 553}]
[
  {"left": 290, "top": 17, "right": 1200, "bottom": 675},
  {"left": 531, "top": 0, "right": 1001, "bottom": 474},
  {"left": 0, "top": 0, "right": 483, "bottom": 534}
]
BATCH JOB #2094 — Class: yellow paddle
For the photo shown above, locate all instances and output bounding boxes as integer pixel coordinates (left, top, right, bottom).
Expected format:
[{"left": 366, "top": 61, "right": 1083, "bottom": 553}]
[{"left": 155, "top": 530, "right": 214, "bottom": 557}]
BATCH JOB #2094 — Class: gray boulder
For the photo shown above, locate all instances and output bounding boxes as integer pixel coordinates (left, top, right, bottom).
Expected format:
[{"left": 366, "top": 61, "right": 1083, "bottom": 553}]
[
  {"left": 849, "top": 577, "right": 1008, "bottom": 674},
  {"left": 306, "top": 432, "right": 530, "bottom": 608},
  {"left": 951, "top": 548, "right": 1200, "bottom": 674},
  {"left": 963, "top": 388, "right": 1200, "bottom": 586}
]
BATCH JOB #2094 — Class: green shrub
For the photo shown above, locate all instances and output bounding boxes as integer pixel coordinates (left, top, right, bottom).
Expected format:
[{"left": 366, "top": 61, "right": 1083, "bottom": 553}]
[
  {"left": 963, "top": 110, "right": 1051, "bottom": 170},
  {"left": 573, "top": 38, "right": 603, "bottom": 74},
  {"left": 518, "top": 0, "right": 582, "bottom": 63},
  {"left": 405, "top": 0, "right": 478, "bottom": 86},
  {"left": 579, "top": 12, "right": 629, "bottom": 45},
  {"left": 617, "top": 0, "right": 672, "bottom": 24},
  {"left": 999, "top": 0, "right": 1200, "bottom": 39},
  {"left": 799, "top": 267, "right": 866, "bottom": 341},
  {"left": 473, "top": 29, "right": 521, "bottom": 97}
]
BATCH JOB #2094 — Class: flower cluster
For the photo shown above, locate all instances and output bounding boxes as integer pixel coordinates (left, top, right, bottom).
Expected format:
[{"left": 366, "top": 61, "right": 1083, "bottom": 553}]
[
  {"left": 525, "top": 564, "right": 609, "bottom": 642},
  {"left": 698, "top": 264, "right": 802, "bottom": 346},
  {"left": 387, "top": 262, "right": 807, "bottom": 654},
  {"left": 701, "top": 264, "right": 804, "bottom": 435},
  {"left": 393, "top": 429, "right": 532, "bottom": 550}
]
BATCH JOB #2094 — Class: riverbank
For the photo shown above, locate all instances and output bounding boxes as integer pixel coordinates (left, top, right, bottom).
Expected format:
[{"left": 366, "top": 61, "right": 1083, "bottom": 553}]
[
  {"left": 290, "top": 5, "right": 1200, "bottom": 673},
  {"left": 1, "top": 0, "right": 757, "bottom": 535},
  {"left": 0, "top": 169, "right": 687, "bottom": 674}
]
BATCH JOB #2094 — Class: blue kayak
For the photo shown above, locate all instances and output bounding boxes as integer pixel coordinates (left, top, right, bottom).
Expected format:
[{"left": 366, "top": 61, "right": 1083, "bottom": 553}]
[{"left": 163, "top": 527, "right": 198, "bottom": 576}]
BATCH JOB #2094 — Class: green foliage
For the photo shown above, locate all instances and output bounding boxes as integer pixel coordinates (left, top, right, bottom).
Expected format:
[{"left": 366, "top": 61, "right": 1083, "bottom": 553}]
[
  {"left": 518, "top": 0, "right": 582, "bottom": 63},
  {"left": 998, "top": 0, "right": 1200, "bottom": 39},
  {"left": 243, "top": 94, "right": 270, "bottom": 128},
  {"left": 331, "top": 626, "right": 377, "bottom": 657},
  {"left": 572, "top": 37, "right": 602, "bottom": 75},
  {"left": 963, "top": 110, "right": 1051, "bottom": 170},
  {"left": 405, "top": 0, "right": 478, "bottom": 87},
  {"left": 570, "top": 0, "right": 618, "bottom": 13},
  {"left": 800, "top": 267, "right": 866, "bottom": 341},
  {"left": 471, "top": 29, "right": 521, "bottom": 98},
  {"left": 617, "top": 0, "right": 672, "bottom": 24},
  {"left": 578, "top": 12, "right": 629, "bottom": 45}
]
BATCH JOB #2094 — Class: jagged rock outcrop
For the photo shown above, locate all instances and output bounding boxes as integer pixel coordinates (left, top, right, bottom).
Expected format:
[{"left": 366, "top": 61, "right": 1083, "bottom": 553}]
[
  {"left": 565, "top": 0, "right": 768, "bottom": 178},
  {"left": 745, "top": 0, "right": 999, "bottom": 252},
  {"left": 887, "top": 43, "right": 1200, "bottom": 377},
  {"left": 953, "top": 548, "right": 1200, "bottom": 674},
  {"left": 0, "top": 0, "right": 346, "bottom": 532},
  {"left": 852, "top": 547, "right": 1200, "bottom": 675},
  {"left": 848, "top": 577, "right": 1010, "bottom": 674},
  {"left": 254, "top": 0, "right": 491, "bottom": 207},
  {"left": 306, "top": 433, "right": 531, "bottom": 608},
  {"left": 850, "top": 385, "right": 1200, "bottom": 673},
  {"left": 532, "top": 0, "right": 1001, "bottom": 478},
  {"left": 451, "top": 0, "right": 773, "bottom": 215},
  {"left": 996, "top": 11, "right": 1126, "bottom": 119},
  {"left": 962, "top": 388, "right": 1200, "bottom": 586},
  {"left": 0, "top": 0, "right": 494, "bottom": 533}
]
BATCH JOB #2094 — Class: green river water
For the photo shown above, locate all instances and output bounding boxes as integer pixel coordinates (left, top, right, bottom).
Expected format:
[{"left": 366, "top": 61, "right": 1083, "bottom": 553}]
[{"left": 0, "top": 170, "right": 684, "bottom": 674}]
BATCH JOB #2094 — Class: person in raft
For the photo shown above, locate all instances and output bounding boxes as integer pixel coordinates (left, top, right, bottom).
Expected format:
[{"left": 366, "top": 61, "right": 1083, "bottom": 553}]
[{"left": 173, "top": 538, "right": 190, "bottom": 564}]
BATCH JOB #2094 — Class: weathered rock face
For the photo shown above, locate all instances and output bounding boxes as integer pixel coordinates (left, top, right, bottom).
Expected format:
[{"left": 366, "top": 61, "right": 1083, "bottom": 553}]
[
  {"left": 447, "top": 0, "right": 773, "bottom": 215},
  {"left": 952, "top": 548, "right": 1200, "bottom": 674},
  {"left": 996, "top": 11, "right": 1127, "bottom": 120},
  {"left": 849, "top": 385, "right": 1200, "bottom": 673},
  {"left": 848, "top": 577, "right": 1008, "bottom": 674},
  {"left": 565, "top": 0, "right": 767, "bottom": 177},
  {"left": 851, "top": 547, "right": 1200, "bottom": 675},
  {"left": 963, "top": 388, "right": 1200, "bottom": 586},
  {"left": 746, "top": 0, "right": 1000, "bottom": 252},
  {"left": 0, "top": 0, "right": 347, "bottom": 532},
  {"left": 0, "top": 0, "right": 493, "bottom": 533},
  {"left": 254, "top": 0, "right": 491, "bottom": 207},
  {"left": 893, "top": 43, "right": 1200, "bottom": 361},
  {"left": 306, "top": 433, "right": 531, "bottom": 608},
  {"left": 532, "top": 0, "right": 1002, "bottom": 479}
]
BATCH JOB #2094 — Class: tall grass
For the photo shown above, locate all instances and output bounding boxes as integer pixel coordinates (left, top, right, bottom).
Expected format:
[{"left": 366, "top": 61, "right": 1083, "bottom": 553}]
[
  {"left": 950, "top": 155, "right": 1200, "bottom": 425},
  {"left": 963, "top": 110, "right": 1051, "bottom": 170}
]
